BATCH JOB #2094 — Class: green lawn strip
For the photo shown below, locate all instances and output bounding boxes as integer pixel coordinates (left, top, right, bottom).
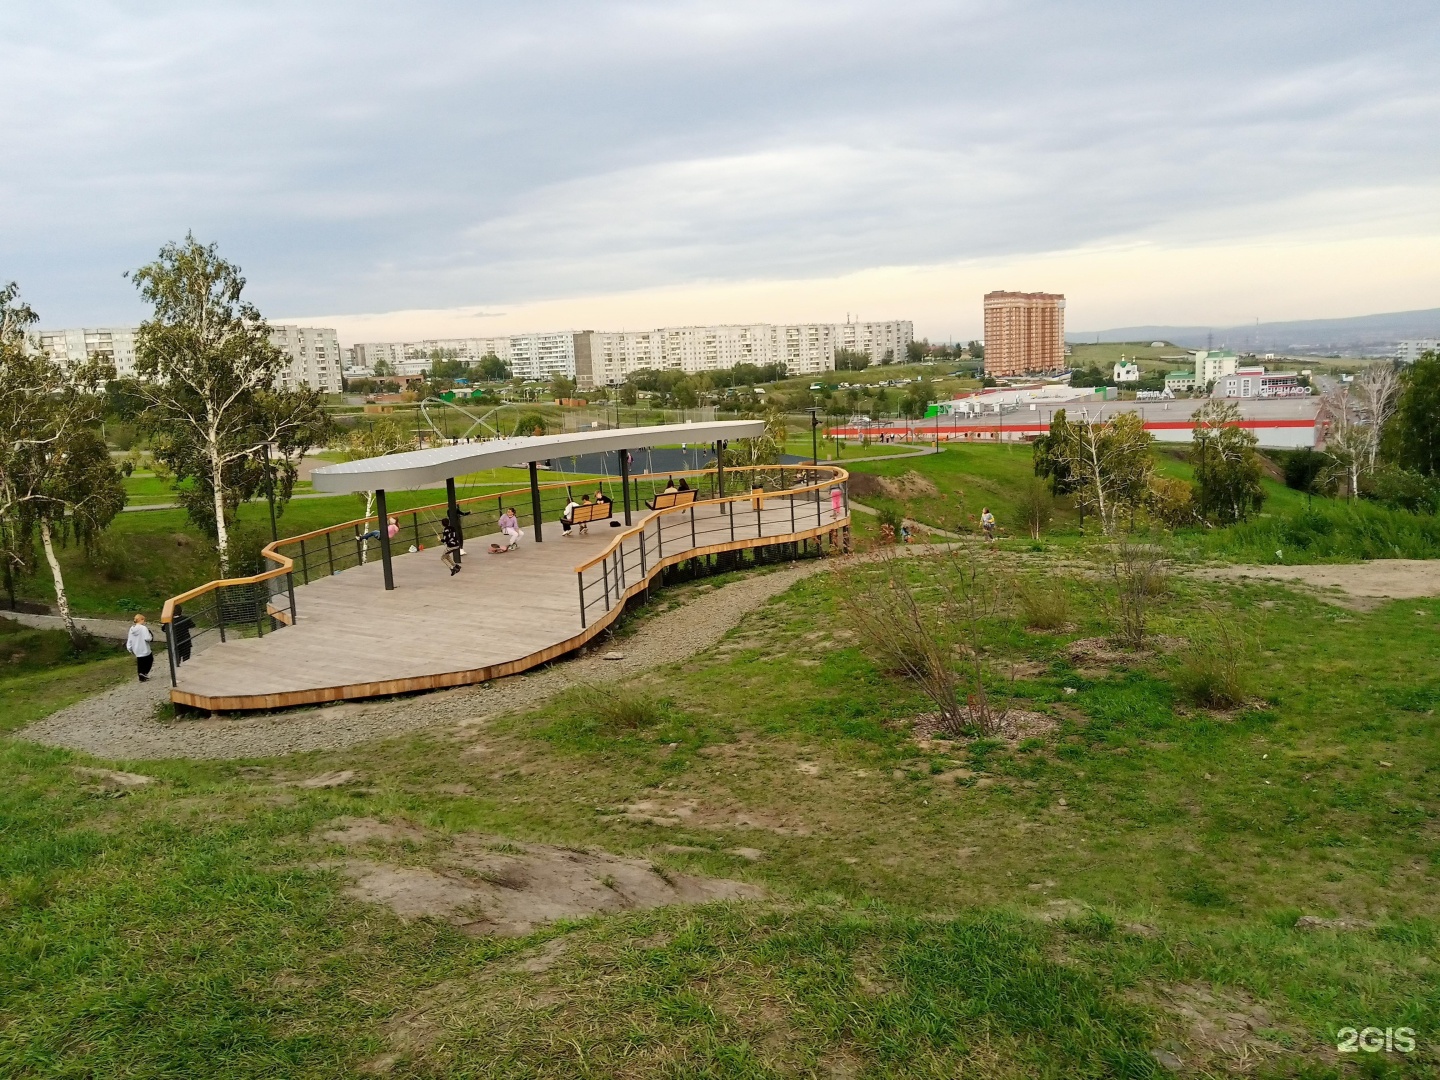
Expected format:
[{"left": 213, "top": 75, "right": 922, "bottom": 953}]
[{"left": 2, "top": 557, "right": 1438, "bottom": 1075}]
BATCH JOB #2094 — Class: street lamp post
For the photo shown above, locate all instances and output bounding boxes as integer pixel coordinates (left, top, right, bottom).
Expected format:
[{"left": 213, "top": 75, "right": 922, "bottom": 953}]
[{"left": 806, "top": 407, "right": 821, "bottom": 465}]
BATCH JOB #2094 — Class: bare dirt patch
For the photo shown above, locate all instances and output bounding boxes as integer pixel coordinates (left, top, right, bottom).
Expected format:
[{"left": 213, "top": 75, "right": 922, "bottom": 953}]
[
  {"left": 1195, "top": 559, "right": 1440, "bottom": 610},
  {"left": 325, "top": 819, "right": 764, "bottom": 937},
  {"left": 908, "top": 708, "right": 1057, "bottom": 745},
  {"left": 71, "top": 766, "right": 155, "bottom": 789},
  {"left": 1146, "top": 981, "right": 1308, "bottom": 1074},
  {"left": 616, "top": 798, "right": 812, "bottom": 836},
  {"left": 846, "top": 469, "right": 938, "bottom": 501}
]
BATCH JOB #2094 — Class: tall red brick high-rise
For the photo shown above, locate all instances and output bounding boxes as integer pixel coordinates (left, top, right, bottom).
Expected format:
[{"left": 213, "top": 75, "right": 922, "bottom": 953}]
[{"left": 983, "top": 291, "right": 1066, "bottom": 377}]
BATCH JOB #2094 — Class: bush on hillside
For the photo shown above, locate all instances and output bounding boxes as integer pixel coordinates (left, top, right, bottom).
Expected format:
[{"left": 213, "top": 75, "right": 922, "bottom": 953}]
[{"left": 1199, "top": 501, "right": 1440, "bottom": 563}]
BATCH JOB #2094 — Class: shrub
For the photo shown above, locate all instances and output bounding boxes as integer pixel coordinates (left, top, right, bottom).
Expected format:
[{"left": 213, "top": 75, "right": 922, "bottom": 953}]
[
  {"left": 596, "top": 687, "right": 662, "bottom": 731},
  {"left": 838, "top": 547, "right": 1008, "bottom": 736},
  {"left": 1013, "top": 477, "right": 1054, "bottom": 539},
  {"left": 1197, "top": 501, "right": 1440, "bottom": 563},
  {"left": 88, "top": 537, "right": 134, "bottom": 583},
  {"left": 1147, "top": 476, "right": 1197, "bottom": 529},
  {"left": 1102, "top": 541, "right": 1167, "bottom": 649},
  {"left": 1176, "top": 607, "right": 1250, "bottom": 708},
  {"left": 1016, "top": 578, "right": 1070, "bottom": 630}
]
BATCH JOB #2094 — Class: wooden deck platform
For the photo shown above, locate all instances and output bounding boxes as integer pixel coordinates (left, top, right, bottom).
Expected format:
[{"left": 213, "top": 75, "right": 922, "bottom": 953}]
[{"left": 171, "top": 496, "right": 847, "bottom": 711}]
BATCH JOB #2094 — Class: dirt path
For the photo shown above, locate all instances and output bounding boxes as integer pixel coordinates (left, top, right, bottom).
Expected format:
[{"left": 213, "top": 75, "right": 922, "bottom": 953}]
[
  {"left": 20, "top": 560, "right": 836, "bottom": 762},
  {"left": 1194, "top": 559, "right": 1440, "bottom": 609}
]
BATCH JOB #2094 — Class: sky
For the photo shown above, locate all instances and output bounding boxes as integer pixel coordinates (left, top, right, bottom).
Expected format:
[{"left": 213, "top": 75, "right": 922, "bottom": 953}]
[{"left": 3, "top": 1, "right": 1438, "bottom": 343}]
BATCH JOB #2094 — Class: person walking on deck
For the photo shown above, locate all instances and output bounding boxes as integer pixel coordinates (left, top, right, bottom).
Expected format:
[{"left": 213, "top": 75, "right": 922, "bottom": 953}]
[{"left": 126, "top": 614, "right": 154, "bottom": 682}]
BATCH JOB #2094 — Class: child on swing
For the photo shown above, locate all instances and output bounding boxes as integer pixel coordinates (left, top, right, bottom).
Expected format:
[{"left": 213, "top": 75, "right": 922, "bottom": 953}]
[{"left": 491, "top": 507, "right": 522, "bottom": 553}]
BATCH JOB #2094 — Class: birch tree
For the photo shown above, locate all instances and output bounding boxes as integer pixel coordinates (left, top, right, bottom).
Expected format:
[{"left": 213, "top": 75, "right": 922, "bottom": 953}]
[
  {"left": 0, "top": 283, "right": 126, "bottom": 642},
  {"left": 131, "top": 235, "right": 331, "bottom": 575},
  {"left": 1047, "top": 409, "right": 1154, "bottom": 534},
  {"left": 1190, "top": 400, "right": 1266, "bottom": 523},
  {"left": 1353, "top": 363, "right": 1402, "bottom": 471}
]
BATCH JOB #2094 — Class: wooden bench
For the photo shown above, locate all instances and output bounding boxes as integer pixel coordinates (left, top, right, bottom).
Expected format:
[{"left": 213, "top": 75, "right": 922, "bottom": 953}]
[
  {"left": 646, "top": 488, "right": 698, "bottom": 511},
  {"left": 567, "top": 500, "right": 614, "bottom": 533}
]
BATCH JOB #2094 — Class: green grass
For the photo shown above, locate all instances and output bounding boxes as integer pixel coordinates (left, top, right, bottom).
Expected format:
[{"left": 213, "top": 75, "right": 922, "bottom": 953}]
[
  {"left": 0, "top": 619, "right": 131, "bottom": 734},
  {"left": 3, "top": 559, "right": 1439, "bottom": 1076},
  {"left": 1189, "top": 499, "right": 1440, "bottom": 564}
]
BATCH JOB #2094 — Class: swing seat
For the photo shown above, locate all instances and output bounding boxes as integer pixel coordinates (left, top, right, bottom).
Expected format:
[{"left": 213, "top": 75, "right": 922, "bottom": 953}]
[
  {"left": 646, "top": 489, "right": 697, "bottom": 511},
  {"left": 569, "top": 501, "right": 613, "bottom": 526}
]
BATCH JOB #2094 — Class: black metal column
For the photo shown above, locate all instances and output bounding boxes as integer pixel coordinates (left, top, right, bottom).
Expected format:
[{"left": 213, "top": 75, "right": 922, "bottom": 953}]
[
  {"left": 714, "top": 440, "right": 724, "bottom": 511},
  {"left": 619, "top": 449, "right": 632, "bottom": 526},
  {"left": 529, "top": 462, "right": 544, "bottom": 542},
  {"left": 376, "top": 488, "right": 395, "bottom": 591},
  {"left": 446, "top": 476, "right": 463, "bottom": 562}
]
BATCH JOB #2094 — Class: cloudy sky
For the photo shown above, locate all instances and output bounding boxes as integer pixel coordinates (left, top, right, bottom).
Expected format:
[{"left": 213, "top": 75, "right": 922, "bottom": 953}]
[{"left": 4, "top": 1, "right": 1438, "bottom": 341}]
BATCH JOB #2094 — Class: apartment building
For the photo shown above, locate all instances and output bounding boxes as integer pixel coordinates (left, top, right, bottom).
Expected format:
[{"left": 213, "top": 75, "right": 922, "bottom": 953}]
[
  {"left": 35, "top": 327, "right": 140, "bottom": 378},
  {"left": 348, "top": 319, "right": 913, "bottom": 389},
  {"left": 1190, "top": 349, "right": 1240, "bottom": 386},
  {"left": 508, "top": 332, "right": 580, "bottom": 382},
  {"left": 352, "top": 337, "right": 511, "bottom": 376},
  {"left": 836, "top": 319, "right": 912, "bottom": 365},
  {"left": 1397, "top": 340, "right": 1440, "bottom": 363},
  {"left": 982, "top": 291, "right": 1066, "bottom": 377},
  {"left": 36, "top": 324, "right": 342, "bottom": 393}
]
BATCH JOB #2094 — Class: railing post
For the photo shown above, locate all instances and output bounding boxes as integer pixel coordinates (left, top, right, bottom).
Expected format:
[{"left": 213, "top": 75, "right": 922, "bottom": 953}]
[
  {"left": 325, "top": 532, "right": 334, "bottom": 576},
  {"left": 690, "top": 505, "right": 697, "bottom": 548},
  {"left": 639, "top": 530, "right": 648, "bottom": 576},
  {"left": 815, "top": 482, "right": 822, "bottom": 526},
  {"left": 299, "top": 539, "right": 309, "bottom": 585},
  {"left": 602, "top": 557, "right": 611, "bottom": 608},
  {"left": 287, "top": 572, "right": 298, "bottom": 625},
  {"left": 729, "top": 496, "right": 735, "bottom": 541},
  {"left": 578, "top": 572, "right": 587, "bottom": 629},
  {"left": 412, "top": 512, "right": 421, "bottom": 551},
  {"left": 656, "top": 512, "right": 663, "bottom": 558},
  {"left": 215, "top": 589, "right": 227, "bottom": 643},
  {"left": 790, "top": 485, "right": 796, "bottom": 532},
  {"left": 163, "top": 622, "right": 177, "bottom": 687}
]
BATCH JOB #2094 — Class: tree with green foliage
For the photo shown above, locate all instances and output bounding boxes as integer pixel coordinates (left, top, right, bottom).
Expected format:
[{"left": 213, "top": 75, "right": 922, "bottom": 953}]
[
  {"left": 0, "top": 283, "right": 126, "bottom": 642},
  {"left": 512, "top": 412, "right": 547, "bottom": 437},
  {"left": 131, "top": 235, "right": 333, "bottom": 575},
  {"left": 967, "top": 340, "right": 984, "bottom": 359},
  {"left": 371, "top": 357, "right": 394, "bottom": 377},
  {"left": 906, "top": 340, "right": 928, "bottom": 363},
  {"left": 476, "top": 353, "right": 510, "bottom": 381},
  {"left": 721, "top": 408, "right": 787, "bottom": 470},
  {"left": 899, "top": 381, "right": 936, "bottom": 419},
  {"left": 1394, "top": 351, "right": 1440, "bottom": 477},
  {"left": 549, "top": 374, "right": 577, "bottom": 400},
  {"left": 1037, "top": 409, "right": 1153, "bottom": 533},
  {"left": 835, "top": 348, "right": 871, "bottom": 372},
  {"left": 1190, "top": 401, "right": 1266, "bottom": 524}
]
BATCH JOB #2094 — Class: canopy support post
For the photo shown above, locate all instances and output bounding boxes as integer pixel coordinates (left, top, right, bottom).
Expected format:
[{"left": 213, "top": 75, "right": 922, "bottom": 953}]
[
  {"left": 376, "top": 488, "right": 395, "bottom": 591},
  {"left": 619, "top": 449, "right": 632, "bottom": 526},
  {"left": 529, "top": 462, "right": 544, "bottom": 542}
]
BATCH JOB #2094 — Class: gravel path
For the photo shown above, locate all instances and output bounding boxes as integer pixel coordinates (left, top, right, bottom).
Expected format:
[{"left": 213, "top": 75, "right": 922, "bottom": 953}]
[{"left": 21, "top": 559, "right": 835, "bottom": 762}]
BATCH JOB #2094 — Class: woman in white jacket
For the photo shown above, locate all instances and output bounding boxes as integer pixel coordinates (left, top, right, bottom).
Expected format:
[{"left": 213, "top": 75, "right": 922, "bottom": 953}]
[{"left": 126, "top": 613, "right": 154, "bottom": 682}]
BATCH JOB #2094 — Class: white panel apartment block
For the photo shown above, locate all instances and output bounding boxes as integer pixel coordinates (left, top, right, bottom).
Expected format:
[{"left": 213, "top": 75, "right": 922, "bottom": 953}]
[
  {"left": 1397, "top": 340, "right": 1440, "bottom": 363},
  {"left": 36, "top": 327, "right": 140, "bottom": 378},
  {"left": 270, "top": 325, "right": 342, "bottom": 393}
]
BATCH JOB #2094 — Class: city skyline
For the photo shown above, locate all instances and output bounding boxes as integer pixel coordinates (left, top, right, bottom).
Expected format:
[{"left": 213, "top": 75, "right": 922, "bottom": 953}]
[{"left": 4, "top": 2, "right": 1438, "bottom": 340}]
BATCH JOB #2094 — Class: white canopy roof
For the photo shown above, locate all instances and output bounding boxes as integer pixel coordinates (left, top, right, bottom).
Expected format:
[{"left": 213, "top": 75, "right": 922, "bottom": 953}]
[{"left": 310, "top": 419, "right": 768, "bottom": 493}]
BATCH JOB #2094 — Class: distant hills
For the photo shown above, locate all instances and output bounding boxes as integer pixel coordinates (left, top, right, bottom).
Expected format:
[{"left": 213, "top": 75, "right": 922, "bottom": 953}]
[{"left": 1069, "top": 307, "right": 1440, "bottom": 356}]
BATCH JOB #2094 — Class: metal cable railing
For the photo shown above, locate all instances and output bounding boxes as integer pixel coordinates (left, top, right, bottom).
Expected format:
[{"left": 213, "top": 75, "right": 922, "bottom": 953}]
[{"left": 575, "top": 465, "right": 850, "bottom": 629}]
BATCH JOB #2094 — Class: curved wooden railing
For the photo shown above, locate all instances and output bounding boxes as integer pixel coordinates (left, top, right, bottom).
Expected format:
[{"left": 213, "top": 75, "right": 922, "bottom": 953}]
[
  {"left": 157, "top": 465, "right": 843, "bottom": 686},
  {"left": 573, "top": 464, "right": 850, "bottom": 629}
]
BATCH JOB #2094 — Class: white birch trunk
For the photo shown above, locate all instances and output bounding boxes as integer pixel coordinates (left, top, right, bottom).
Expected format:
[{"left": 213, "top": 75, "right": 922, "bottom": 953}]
[
  {"left": 361, "top": 490, "right": 374, "bottom": 565},
  {"left": 210, "top": 441, "right": 230, "bottom": 576},
  {"left": 38, "top": 518, "right": 78, "bottom": 644}
]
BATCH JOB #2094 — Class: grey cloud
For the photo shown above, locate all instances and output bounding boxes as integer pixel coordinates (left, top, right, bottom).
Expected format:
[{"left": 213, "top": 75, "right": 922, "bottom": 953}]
[{"left": 2, "top": 0, "right": 1437, "bottom": 323}]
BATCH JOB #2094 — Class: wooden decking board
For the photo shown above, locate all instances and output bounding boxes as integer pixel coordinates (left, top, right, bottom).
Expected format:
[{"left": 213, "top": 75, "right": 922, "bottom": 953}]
[{"left": 171, "top": 498, "right": 848, "bottom": 710}]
